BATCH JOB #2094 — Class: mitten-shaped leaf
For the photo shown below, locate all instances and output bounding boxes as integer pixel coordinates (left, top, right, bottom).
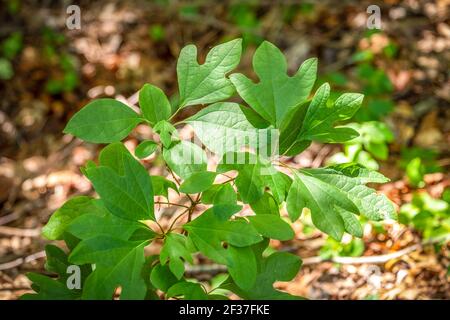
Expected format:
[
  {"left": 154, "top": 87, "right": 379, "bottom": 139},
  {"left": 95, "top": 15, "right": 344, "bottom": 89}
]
[
  {"left": 226, "top": 243, "right": 303, "bottom": 300},
  {"left": 84, "top": 143, "right": 154, "bottom": 221},
  {"left": 177, "top": 39, "right": 242, "bottom": 107},
  {"left": 69, "top": 236, "right": 148, "bottom": 300},
  {"left": 160, "top": 233, "right": 193, "bottom": 279}
]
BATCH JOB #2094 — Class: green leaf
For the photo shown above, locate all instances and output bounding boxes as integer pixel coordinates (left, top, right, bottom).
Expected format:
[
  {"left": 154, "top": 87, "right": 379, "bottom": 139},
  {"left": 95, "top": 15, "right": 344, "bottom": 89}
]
[
  {"left": 227, "top": 245, "right": 257, "bottom": 290},
  {"left": 208, "top": 204, "right": 243, "bottom": 221},
  {"left": 406, "top": 157, "right": 425, "bottom": 187},
  {"left": 135, "top": 140, "right": 158, "bottom": 159},
  {"left": 186, "top": 102, "right": 269, "bottom": 156},
  {"left": 298, "top": 84, "right": 363, "bottom": 143},
  {"left": 66, "top": 210, "right": 150, "bottom": 241},
  {"left": 21, "top": 273, "right": 79, "bottom": 300},
  {"left": 139, "top": 84, "right": 171, "bottom": 125},
  {"left": 43, "top": 245, "right": 71, "bottom": 281},
  {"left": 260, "top": 164, "right": 292, "bottom": 204},
  {"left": 154, "top": 120, "right": 178, "bottom": 148},
  {"left": 167, "top": 281, "right": 208, "bottom": 300},
  {"left": 150, "top": 264, "right": 178, "bottom": 292},
  {"left": 248, "top": 215, "right": 294, "bottom": 241},
  {"left": 64, "top": 99, "right": 142, "bottom": 143},
  {"left": 250, "top": 193, "right": 279, "bottom": 215},
  {"left": 179, "top": 171, "right": 217, "bottom": 194},
  {"left": 97, "top": 142, "right": 128, "bottom": 174},
  {"left": 129, "top": 225, "right": 158, "bottom": 241},
  {"left": 69, "top": 236, "right": 148, "bottom": 299},
  {"left": 184, "top": 206, "right": 262, "bottom": 265},
  {"left": 21, "top": 244, "right": 89, "bottom": 300},
  {"left": 278, "top": 102, "right": 309, "bottom": 155},
  {"left": 227, "top": 250, "right": 302, "bottom": 300},
  {"left": 42, "top": 196, "right": 104, "bottom": 240},
  {"left": 287, "top": 163, "right": 395, "bottom": 240},
  {"left": 151, "top": 176, "right": 178, "bottom": 199},
  {"left": 337, "top": 208, "right": 363, "bottom": 238},
  {"left": 177, "top": 39, "right": 242, "bottom": 107},
  {"left": 84, "top": 143, "right": 154, "bottom": 221},
  {"left": 230, "top": 41, "right": 317, "bottom": 127},
  {"left": 218, "top": 153, "right": 265, "bottom": 204},
  {"left": 160, "top": 233, "right": 193, "bottom": 279},
  {"left": 69, "top": 236, "right": 143, "bottom": 265},
  {"left": 163, "top": 141, "right": 207, "bottom": 179},
  {"left": 0, "top": 58, "right": 13, "bottom": 80},
  {"left": 202, "top": 184, "right": 237, "bottom": 205}
]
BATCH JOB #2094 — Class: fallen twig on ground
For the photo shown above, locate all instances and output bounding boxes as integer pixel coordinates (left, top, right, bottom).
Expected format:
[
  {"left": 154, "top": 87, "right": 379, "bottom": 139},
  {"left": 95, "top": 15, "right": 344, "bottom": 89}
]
[{"left": 0, "top": 250, "right": 46, "bottom": 271}]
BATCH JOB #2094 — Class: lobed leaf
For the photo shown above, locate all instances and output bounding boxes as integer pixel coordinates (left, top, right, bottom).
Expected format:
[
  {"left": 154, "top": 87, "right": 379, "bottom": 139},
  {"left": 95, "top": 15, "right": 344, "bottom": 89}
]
[
  {"left": 177, "top": 39, "right": 242, "bottom": 108},
  {"left": 230, "top": 41, "right": 317, "bottom": 127}
]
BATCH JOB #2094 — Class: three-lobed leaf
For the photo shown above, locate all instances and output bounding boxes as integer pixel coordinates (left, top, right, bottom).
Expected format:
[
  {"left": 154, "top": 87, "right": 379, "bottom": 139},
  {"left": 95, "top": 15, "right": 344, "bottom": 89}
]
[
  {"left": 298, "top": 83, "right": 363, "bottom": 143},
  {"left": 230, "top": 41, "right": 317, "bottom": 127},
  {"left": 84, "top": 143, "right": 154, "bottom": 221},
  {"left": 286, "top": 163, "right": 395, "bottom": 240}
]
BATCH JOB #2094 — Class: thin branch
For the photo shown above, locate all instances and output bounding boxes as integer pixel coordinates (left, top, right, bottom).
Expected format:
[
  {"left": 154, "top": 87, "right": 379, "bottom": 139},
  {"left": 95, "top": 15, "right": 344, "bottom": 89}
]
[
  {"left": 301, "top": 235, "right": 449, "bottom": 265},
  {"left": 168, "top": 208, "right": 189, "bottom": 232},
  {"left": 0, "top": 251, "right": 46, "bottom": 271},
  {"left": 154, "top": 221, "right": 166, "bottom": 236},
  {"left": 166, "top": 165, "right": 195, "bottom": 204},
  {"left": 184, "top": 236, "right": 450, "bottom": 276},
  {"left": 0, "top": 226, "right": 41, "bottom": 238},
  {"left": 0, "top": 212, "right": 22, "bottom": 226},
  {"left": 155, "top": 201, "right": 189, "bottom": 209}
]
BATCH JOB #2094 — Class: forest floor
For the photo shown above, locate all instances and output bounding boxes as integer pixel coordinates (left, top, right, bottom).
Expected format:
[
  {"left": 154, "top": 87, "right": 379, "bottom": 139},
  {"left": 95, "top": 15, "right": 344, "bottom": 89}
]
[{"left": 0, "top": 1, "right": 448, "bottom": 299}]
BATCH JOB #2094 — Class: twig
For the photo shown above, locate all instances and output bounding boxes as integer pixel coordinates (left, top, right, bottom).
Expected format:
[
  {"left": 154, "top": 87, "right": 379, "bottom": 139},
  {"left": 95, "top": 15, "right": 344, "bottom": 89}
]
[
  {"left": 0, "top": 287, "right": 31, "bottom": 291},
  {"left": 0, "top": 226, "right": 41, "bottom": 238},
  {"left": 302, "top": 245, "right": 421, "bottom": 265},
  {"left": 168, "top": 208, "right": 189, "bottom": 232},
  {"left": 0, "top": 212, "right": 21, "bottom": 226},
  {"left": 185, "top": 236, "right": 449, "bottom": 276},
  {"left": 302, "top": 235, "right": 449, "bottom": 265},
  {"left": 155, "top": 201, "right": 189, "bottom": 209},
  {"left": 0, "top": 251, "right": 46, "bottom": 271}
]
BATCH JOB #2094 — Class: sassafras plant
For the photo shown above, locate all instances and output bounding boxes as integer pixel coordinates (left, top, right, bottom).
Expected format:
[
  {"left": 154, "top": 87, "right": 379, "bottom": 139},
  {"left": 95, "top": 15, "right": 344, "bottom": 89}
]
[{"left": 23, "top": 39, "right": 395, "bottom": 300}]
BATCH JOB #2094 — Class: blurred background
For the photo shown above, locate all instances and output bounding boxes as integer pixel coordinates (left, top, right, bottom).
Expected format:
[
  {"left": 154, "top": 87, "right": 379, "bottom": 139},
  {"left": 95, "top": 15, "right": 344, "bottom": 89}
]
[{"left": 0, "top": 0, "right": 449, "bottom": 300}]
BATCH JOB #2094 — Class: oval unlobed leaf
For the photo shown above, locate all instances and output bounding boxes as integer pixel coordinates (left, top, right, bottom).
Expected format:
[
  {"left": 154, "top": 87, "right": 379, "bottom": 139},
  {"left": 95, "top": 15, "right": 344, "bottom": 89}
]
[
  {"left": 135, "top": 140, "right": 158, "bottom": 159},
  {"left": 42, "top": 196, "right": 105, "bottom": 240},
  {"left": 163, "top": 141, "right": 207, "bottom": 179},
  {"left": 139, "top": 84, "right": 171, "bottom": 125},
  {"left": 179, "top": 171, "right": 217, "bottom": 194},
  {"left": 247, "top": 214, "right": 295, "bottom": 241},
  {"left": 64, "top": 99, "right": 142, "bottom": 143}
]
